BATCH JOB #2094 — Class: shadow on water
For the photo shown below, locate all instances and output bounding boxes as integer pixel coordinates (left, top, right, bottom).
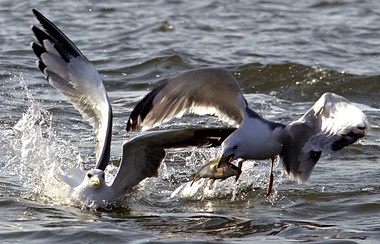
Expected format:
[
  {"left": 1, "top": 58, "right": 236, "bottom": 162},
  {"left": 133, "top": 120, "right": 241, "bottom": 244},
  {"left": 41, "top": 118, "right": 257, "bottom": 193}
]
[{"left": 97, "top": 210, "right": 370, "bottom": 242}]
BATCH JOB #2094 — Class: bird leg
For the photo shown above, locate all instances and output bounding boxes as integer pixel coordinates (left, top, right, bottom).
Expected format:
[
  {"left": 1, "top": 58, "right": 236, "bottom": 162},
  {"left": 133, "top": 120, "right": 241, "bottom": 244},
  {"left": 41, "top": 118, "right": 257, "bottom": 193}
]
[
  {"left": 235, "top": 159, "right": 245, "bottom": 181},
  {"left": 266, "top": 157, "right": 275, "bottom": 196}
]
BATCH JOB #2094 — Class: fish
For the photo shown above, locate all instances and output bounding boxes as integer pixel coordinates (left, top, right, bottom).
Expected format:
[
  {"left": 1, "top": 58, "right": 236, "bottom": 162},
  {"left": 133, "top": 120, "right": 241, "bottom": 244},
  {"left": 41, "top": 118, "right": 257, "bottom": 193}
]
[{"left": 190, "top": 160, "right": 242, "bottom": 187}]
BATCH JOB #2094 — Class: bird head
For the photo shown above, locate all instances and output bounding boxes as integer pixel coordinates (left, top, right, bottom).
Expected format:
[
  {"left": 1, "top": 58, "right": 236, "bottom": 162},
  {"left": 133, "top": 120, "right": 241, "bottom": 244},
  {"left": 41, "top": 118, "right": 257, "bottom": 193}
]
[
  {"left": 70, "top": 169, "right": 106, "bottom": 202},
  {"left": 68, "top": 169, "right": 115, "bottom": 208},
  {"left": 83, "top": 169, "right": 105, "bottom": 189}
]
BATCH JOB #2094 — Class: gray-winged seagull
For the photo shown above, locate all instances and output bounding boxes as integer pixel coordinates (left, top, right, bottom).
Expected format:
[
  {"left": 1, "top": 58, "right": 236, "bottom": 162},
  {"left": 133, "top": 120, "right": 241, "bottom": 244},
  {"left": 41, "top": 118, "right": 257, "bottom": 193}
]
[
  {"left": 127, "top": 67, "right": 370, "bottom": 194},
  {"left": 30, "top": 9, "right": 236, "bottom": 206}
]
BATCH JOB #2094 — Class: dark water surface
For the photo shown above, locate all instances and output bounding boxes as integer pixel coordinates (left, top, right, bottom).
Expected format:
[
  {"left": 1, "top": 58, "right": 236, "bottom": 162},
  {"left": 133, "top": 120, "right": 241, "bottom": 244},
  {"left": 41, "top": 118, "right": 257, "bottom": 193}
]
[{"left": 1, "top": 0, "right": 379, "bottom": 243}]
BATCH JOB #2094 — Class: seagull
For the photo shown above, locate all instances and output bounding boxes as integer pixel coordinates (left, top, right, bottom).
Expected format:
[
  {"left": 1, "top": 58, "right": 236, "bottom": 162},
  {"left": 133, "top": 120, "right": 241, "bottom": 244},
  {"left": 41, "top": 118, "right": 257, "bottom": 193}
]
[
  {"left": 30, "top": 9, "right": 236, "bottom": 207},
  {"left": 127, "top": 67, "right": 371, "bottom": 193}
]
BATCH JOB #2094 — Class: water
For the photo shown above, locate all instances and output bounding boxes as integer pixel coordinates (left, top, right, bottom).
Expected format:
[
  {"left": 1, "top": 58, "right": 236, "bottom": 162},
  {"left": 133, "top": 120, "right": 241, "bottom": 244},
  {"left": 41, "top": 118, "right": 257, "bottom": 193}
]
[{"left": 1, "top": 0, "right": 379, "bottom": 243}]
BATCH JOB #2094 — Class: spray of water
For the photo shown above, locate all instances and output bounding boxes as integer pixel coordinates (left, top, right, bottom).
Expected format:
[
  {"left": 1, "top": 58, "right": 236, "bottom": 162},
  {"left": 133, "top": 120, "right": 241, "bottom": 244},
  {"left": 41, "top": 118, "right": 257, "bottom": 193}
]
[
  {"left": 3, "top": 74, "right": 85, "bottom": 205},
  {"left": 166, "top": 148, "right": 285, "bottom": 203},
  {"left": 12, "top": 102, "right": 85, "bottom": 205},
  {"left": 5, "top": 74, "right": 286, "bottom": 208}
]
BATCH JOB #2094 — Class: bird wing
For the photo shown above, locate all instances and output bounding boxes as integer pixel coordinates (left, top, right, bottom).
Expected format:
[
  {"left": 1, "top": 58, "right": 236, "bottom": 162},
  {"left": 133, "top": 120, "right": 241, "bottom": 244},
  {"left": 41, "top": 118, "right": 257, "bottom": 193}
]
[
  {"left": 56, "top": 168, "right": 86, "bottom": 188},
  {"left": 110, "top": 128, "right": 236, "bottom": 194},
  {"left": 281, "top": 92, "right": 370, "bottom": 183},
  {"left": 31, "top": 9, "right": 112, "bottom": 170},
  {"left": 127, "top": 67, "right": 247, "bottom": 131},
  {"left": 299, "top": 92, "right": 370, "bottom": 153}
]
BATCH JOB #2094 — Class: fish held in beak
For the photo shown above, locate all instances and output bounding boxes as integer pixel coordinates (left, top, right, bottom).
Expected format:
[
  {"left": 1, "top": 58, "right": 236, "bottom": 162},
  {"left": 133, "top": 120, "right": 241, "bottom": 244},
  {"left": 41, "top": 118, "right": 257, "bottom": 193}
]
[
  {"left": 216, "top": 153, "right": 234, "bottom": 168},
  {"left": 191, "top": 159, "right": 241, "bottom": 186}
]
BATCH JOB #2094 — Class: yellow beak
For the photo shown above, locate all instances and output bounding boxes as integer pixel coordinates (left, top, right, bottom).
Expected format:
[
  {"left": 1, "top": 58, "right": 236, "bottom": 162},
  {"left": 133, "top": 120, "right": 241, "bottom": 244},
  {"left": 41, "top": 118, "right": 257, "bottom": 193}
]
[
  {"left": 90, "top": 176, "right": 101, "bottom": 188},
  {"left": 217, "top": 154, "right": 234, "bottom": 168}
]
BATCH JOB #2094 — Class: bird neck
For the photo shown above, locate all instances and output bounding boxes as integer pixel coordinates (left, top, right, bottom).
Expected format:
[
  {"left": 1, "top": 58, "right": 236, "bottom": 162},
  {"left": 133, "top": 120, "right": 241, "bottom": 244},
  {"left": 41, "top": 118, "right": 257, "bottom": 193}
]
[{"left": 244, "top": 107, "right": 285, "bottom": 131}]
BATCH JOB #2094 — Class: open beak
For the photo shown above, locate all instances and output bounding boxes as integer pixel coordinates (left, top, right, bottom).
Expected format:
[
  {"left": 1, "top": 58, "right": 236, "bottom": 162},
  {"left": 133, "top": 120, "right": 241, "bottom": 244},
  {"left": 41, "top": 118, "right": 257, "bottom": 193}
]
[
  {"left": 90, "top": 176, "right": 101, "bottom": 188},
  {"left": 217, "top": 153, "right": 234, "bottom": 168}
]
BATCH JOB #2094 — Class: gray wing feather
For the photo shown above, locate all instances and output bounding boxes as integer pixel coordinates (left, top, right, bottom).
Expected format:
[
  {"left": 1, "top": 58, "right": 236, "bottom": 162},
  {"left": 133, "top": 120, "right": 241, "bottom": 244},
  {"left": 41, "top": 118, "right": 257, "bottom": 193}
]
[
  {"left": 110, "top": 128, "right": 236, "bottom": 194},
  {"left": 281, "top": 92, "right": 370, "bottom": 183},
  {"left": 299, "top": 93, "right": 369, "bottom": 153},
  {"left": 127, "top": 67, "right": 247, "bottom": 131},
  {"left": 31, "top": 9, "right": 112, "bottom": 170},
  {"left": 57, "top": 168, "right": 85, "bottom": 188},
  {"left": 280, "top": 122, "right": 321, "bottom": 183}
]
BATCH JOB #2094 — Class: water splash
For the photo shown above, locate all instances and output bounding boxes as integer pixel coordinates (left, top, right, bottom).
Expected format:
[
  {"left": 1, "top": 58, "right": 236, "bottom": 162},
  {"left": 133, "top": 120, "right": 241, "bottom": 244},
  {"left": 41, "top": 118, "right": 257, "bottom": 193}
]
[
  {"left": 12, "top": 103, "right": 82, "bottom": 204},
  {"left": 4, "top": 73, "right": 288, "bottom": 207},
  {"left": 5, "top": 76, "right": 85, "bottom": 205},
  {"left": 169, "top": 150, "right": 286, "bottom": 203}
]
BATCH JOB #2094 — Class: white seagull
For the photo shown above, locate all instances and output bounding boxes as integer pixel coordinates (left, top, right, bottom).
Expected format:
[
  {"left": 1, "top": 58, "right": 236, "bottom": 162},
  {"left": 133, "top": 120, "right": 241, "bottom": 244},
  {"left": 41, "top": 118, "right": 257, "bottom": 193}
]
[
  {"left": 127, "top": 67, "right": 370, "bottom": 193},
  {"left": 30, "top": 9, "right": 235, "bottom": 206}
]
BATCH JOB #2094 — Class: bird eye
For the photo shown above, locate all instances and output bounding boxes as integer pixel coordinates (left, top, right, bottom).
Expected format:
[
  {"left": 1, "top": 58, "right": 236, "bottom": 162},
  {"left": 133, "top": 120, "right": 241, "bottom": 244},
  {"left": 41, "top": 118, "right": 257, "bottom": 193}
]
[
  {"left": 87, "top": 173, "right": 92, "bottom": 178},
  {"left": 232, "top": 145, "right": 238, "bottom": 150}
]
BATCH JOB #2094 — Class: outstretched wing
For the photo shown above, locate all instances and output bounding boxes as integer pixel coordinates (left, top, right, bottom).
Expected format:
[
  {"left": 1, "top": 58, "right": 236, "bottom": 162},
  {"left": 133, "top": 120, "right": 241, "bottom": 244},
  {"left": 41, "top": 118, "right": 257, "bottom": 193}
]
[
  {"left": 281, "top": 92, "right": 370, "bottom": 183},
  {"left": 110, "top": 128, "right": 236, "bottom": 193},
  {"left": 127, "top": 67, "right": 247, "bottom": 131},
  {"left": 300, "top": 92, "right": 369, "bottom": 153},
  {"left": 31, "top": 9, "right": 112, "bottom": 170}
]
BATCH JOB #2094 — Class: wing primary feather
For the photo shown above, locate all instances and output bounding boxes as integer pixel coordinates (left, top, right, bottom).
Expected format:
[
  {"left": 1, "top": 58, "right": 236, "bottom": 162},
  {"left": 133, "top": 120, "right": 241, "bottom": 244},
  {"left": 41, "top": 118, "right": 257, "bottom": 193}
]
[
  {"left": 111, "top": 128, "right": 236, "bottom": 194},
  {"left": 280, "top": 92, "right": 370, "bottom": 183},
  {"left": 31, "top": 40, "right": 46, "bottom": 57},
  {"left": 32, "top": 9, "right": 86, "bottom": 61},
  {"left": 126, "top": 67, "right": 246, "bottom": 132},
  {"left": 95, "top": 107, "right": 112, "bottom": 171},
  {"left": 31, "top": 25, "right": 54, "bottom": 46},
  {"left": 31, "top": 9, "right": 112, "bottom": 170},
  {"left": 127, "top": 83, "right": 166, "bottom": 131},
  {"left": 331, "top": 127, "right": 366, "bottom": 151}
]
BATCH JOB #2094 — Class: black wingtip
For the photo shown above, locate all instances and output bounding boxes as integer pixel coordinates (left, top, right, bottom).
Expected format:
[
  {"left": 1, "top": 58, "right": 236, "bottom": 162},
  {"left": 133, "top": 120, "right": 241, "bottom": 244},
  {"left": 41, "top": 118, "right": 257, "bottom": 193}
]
[
  {"left": 32, "top": 8, "right": 40, "bottom": 16},
  {"left": 31, "top": 42, "right": 44, "bottom": 57},
  {"left": 331, "top": 127, "right": 366, "bottom": 151},
  {"left": 32, "top": 9, "right": 60, "bottom": 40},
  {"left": 126, "top": 117, "right": 140, "bottom": 132},
  {"left": 126, "top": 83, "right": 167, "bottom": 132},
  {"left": 31, "top": 8, "right": 86, "bottom": 62},
  {"left": 32, "top": 9, "right": 50, "bottom": 28}
]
